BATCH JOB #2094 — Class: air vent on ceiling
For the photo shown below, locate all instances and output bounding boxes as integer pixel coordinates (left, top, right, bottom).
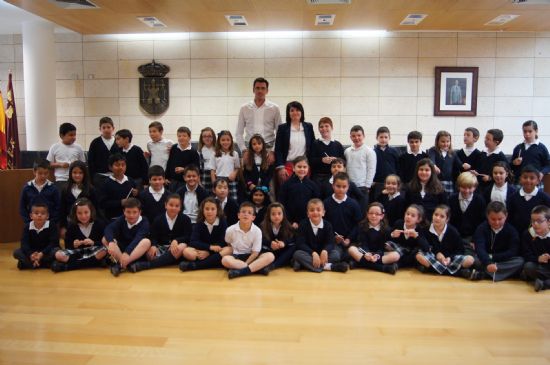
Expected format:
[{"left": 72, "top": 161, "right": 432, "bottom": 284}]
[
  {"left": 315, "top": 14, "right": 335, "bottom": 25},
  {"left": 307, "top": 0, "right": 351, "bottom": 4},
  {"left": 137, "top": 16, "right": 167, "bottom": 28},
  {"left": 400, "top": 14, "right": 428, "bottom": 26},
  {"left": 485, "top": 14, "right": 519, "bottom": 25},
  {"left": 511, "top": 0, "right": 550, "bottom": 4},
  {"left": 226, "top": 15, "right": 248, "bottom": 27},
  {"left": 49, "top": 0, "right": 98, "bottom": 9}
]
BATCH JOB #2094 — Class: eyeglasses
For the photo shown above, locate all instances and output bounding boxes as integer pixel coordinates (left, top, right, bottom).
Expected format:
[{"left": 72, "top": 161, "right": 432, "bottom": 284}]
[{"left": 531, "top": 219, "right": 548, "bottom": 225}]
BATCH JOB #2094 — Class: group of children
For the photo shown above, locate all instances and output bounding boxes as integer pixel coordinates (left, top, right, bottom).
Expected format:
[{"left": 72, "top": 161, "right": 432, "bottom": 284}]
[{"left": 13, "top": 116, "right": 550, "bottom": 291}]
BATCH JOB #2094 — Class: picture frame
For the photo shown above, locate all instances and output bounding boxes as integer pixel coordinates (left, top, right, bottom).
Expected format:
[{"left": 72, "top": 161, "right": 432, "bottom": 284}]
[{"left": 434, "top": 66, "right": 479, "bottom": 117}]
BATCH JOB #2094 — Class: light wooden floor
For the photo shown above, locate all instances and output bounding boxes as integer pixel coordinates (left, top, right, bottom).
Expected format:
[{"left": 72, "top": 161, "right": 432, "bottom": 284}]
[{"left": 1, "top": 243, "right": 549, "bottom": 365}]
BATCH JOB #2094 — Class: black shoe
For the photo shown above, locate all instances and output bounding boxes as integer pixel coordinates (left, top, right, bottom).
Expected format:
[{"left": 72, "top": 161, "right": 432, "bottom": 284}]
[
  {"left": 416, "top": 265, "right": 428, "bottom": 273},
  {"left": 259, "top": 265, "right": 272, "bottom": 276},
  {"left": 128, "top": 261, "right": 150, "bottom": 273},
  {"left": 469, "top": 269, "right": 484, "bottom": 281},
  {"left": 519, "top": 269, "right": 528, "bottom": 281},
  {"left": 17, "top": 261, "right": 24, "bottom": 270},
  {"left": 349, "top": 260, "right": 358, "bottom": 270},
  {"left": 179, "top": 261, "right": 195, "bottom": 272},
  {"left": 458, "top": 268, "right": 472, "bottom": 279},
  {"left": 110, "top": 263, "right": 121, "bottom": 277},
  {"left": 331, "top": 262, "right": 349, "bottom": 273},
  {"left": 535, "top": 279, "right": 545, "bottom": 292},
  {"left": 292, "top": 260, "right": 301, "bottom": 272},
  {"left": 51, "top": 261, "right": 68, "bottom": 273},
  {"left": 228, "top": 269, "right": 241, "bottom": 279},
  {"left": 384, "top": 263, "right": 398, "bottom": 275}
]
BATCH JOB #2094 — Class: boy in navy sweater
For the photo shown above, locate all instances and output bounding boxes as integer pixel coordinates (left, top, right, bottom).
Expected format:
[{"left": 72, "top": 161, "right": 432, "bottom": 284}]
[
  {"left": 138, "top": 166, "right": 170, "bottom": 224},
  {"left": 508, "top": 165, "right": 550, "bottom": 234},
  {"left": 511, "top": 120, "right": 550, "bottom": 183},
  {"left": 457, "top": 127, "right": 481, "bottom": 173},
  {"left": 323, "top": 173, "right": 362, "bottom": 262},
  {"left": 522, "top": 205, "right": 550, "bottom": 291},
  {"left": 115, "top": 129, "right": 148, "bottom": 188},
  {"left": 88, "top": 116, "right": 121, "bottom": 188},
  {"left": 19, "top": 159, "right": 60, "bottom": 224},
  {"left": 471, "top": 201, "right": 524, "bottom": 281},
  {"left": 309, "top": 117, "right": 345, "bottom": 184},
  {"left": 449, "top": 172, "right": 486, "bottom": 247},
  {"left": 99, "top": 154, "right": 138, "bottom": 220},
  {"left": 398, "top": 130, "right": 428, "bottom": 184},
  {"left": 372, "top": 126, "right": 400, "bottom": 201},
  {"left": 102, "top": 198, "right": 151, "bottom": 276},
  {"left": 292, "top": 199, "right": 348, "bottom": 273},
  {"left": 13, "top": 202, "right": 59, "bottom": 270},
  {"left": 166, "top": 126, "right": 201, "bottom": 191},
  {"left": 475, "top": 129, "right": 509, "bottom": 188},
  {"left": 319, "top": 158, "right": 367, "bottom": 211}
]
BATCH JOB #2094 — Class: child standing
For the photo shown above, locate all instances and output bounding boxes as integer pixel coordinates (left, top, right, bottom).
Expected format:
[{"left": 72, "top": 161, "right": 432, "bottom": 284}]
[
  {"left": 47, "top": 122, "right": 86, "bottom": 192},
  {"left": 427, "top": 131, "right": 462, "bottom": 195},
  {"left": 99, "top": 154, "right": 138, "bottom": 220},
  {"left": 348, "top": 202, "right": 400, "bottom": 274},
  {"left": 180, "top": 198, "right": 232, "bottom": 271},
  {"left": 292, "top": 199, "right": 349, "bottom": 273},
  {"left": 417, "top": 205, "right": 475, "bottom": 276},
  {"left": 387, "top": 204, "right": 430, "bottom": 268},
  {"left": 475, "top": 129, "right": 508, "bottom": 188},
  {"left": 372, "top": 126, "right": 401, "bottom": 201},
  {"left": 166, "top": 127, "right": 200, "bottom": 191},
  {"left": 511, "top": 120, "right": 550, "bottom": 183},
  {"left": 449, "top": 172, "right": 487, "bottom": 242},
  {"left": 176, "top": 165, "right": 209, "bottom": 224},
  {"left": 198, "top": 127, "right": 217, "bottom": 192},
  {"left": 309, "top": 117, "right": 345, "bottom": 184},
  {"left": 457, "top": 127, "right": 481, "bottom": 173},
  {"left": 278, "top": 156, "right": 320, "bottom": 228},
  {"left": 471, "top": 201, "right": 524, "bottom": 281},
  {"left": 242, "top": 134, "right": 274, "bottom": 197},
  {"left": 344, "top": 125, "right": 377, "bottom": 197},
  {"left": 19, "top": 159, "right": 60, "bottom": 224},
  {"left": 115, "top": 129, "right": 148, "bottom": 188},
  {"left": 51, "top": 198, "right": 106, "bottom": 272},
  {"left": 146, "top": 121, "right": 173, "bottom": 170},
  {"left": 212, "top": 178, "right": 239, "bottom": 226},
  {"left": 260, "top": 202, "right": 296, "bottom": 272},
  {"left": 212, "top": 130, "right": 241, "bottom": 202},
  {"left": 398, "top": 131, "right": 428, "bottom": 184},
  {"left": 522, "top": 205, "right": 550, "bottom": 292},
  {"left": 102, "top": 198, "right": 151, "bottom": 276},
  {"left": 138, "top": 166, "right": 170, "bottom": 224},
  {"left": 222, "top": 202, "right": 275, "bottom": 279},
  {"left": 405, "top": 158, "right": 448, "bottom": 220},
  {"left": 482, "top": 161, "right": 517, "bottom": 208},
  {"left": 13, "top": 202, "right": 59, "bottom": 270},
  {"left": 88, "top": 117, "right": 120, "bottom": 188},
  {"left": 375, "top": 174, "right": 406, "bottom": 227}
]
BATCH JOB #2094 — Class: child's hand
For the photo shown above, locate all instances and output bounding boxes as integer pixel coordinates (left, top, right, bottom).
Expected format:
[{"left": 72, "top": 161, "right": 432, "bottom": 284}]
[
  {"left": 513, "top": 157, "right": 522, "bottom": 166},
  {"left": 312, "top": 252, "right": 321, "bottom": 268},
  {"left": 62, "top": 162, "right": 70, "bottom": 168},
  {"left": 321, "top": 156, "right": 333, "bottom": 164},
  {"left": 210, "top": 245, "right": 222, "bottom": 253},
  {"left": 271, "top": 241, "right": 280, "bottom": 251},
  {"left": 73, "top": 239, "right": 82, "bottom": 248},
  {"left": 335, "top": 234, "right": 344, "bottom": 244},
  {"left": 175, "top": 167, "right": 185, "bottom": 174},
  {"left": 391, "top": 229, "right": 403, "bottom": 238},
  {"left": 487, "top": 263, "right": 498, "bottom": 273},
  {"left": 381, "top": 189, "right": 388, "bottom": 195},
  {"left": 249, "top": 184, "right": 256, "bottom": 191},
  {"left": 166, "top": 143, "right": 173, "bottom": 151},
  {"left": 228, "top": 171, "right": 237, "bottom": 182},
  {"left": 404, "top": 229, "right": 418, "bottom": 239},
  {"left": 276, "top": 240, "right": 285, "bottom": 249},
  {"left": 539, "top": 253, "right": 550, "bottom": 264},
  {"left": 267, "top": 151, "right": 275, "bottom": 165},
  {"left": 434, "top": 166, "right": 441, "bottom": 175},
  {"left": 143, "top": 151, "right": 151, "bottom": 158},
  {"left": 481, "top": 174, "right": 490, "bottom": 182},
  {"left": 130, "top": 188, "right": 138, "bottom": 197},
  {"left": 120, "top": 253, "right": 131, "bottom": 269},
  {"left": 291, "top": 222, "right": 299, "bottom": 229},
  {"left": 107, "top": 242, "right": 118, "bottom": 256},
  {"left": 277, "top": 168, "right": 289, "bottom": 182},
  {"left": 147, "top": 246, "right": 158, "bottom": 261},
  {"left": 169, "top": 240, "right": 180, "bottom": 256},
  {"left": 320, "top": 250, "right": 328, "bottom": 266},
  {"left": 197, "top": 250, "right": 210, "bottom": 260},
  {"left": 343, "top": 238, "right": 351, "bottom": 247},
  {"left": 462, "top": 163, "right": 471, "bottom": 171},
  {"left": 82, "top": 238, "right": 94, "bottom": 246},
  {"left": 364, "top": 252, "right": 374, "bottom": 262}
]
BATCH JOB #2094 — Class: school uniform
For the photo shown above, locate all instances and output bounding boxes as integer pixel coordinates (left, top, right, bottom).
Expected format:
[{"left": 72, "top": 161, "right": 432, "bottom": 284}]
[
  {"left": 457, "top": 147, "right": 482, "bottom": 172},
  {"left": 522, "top": 229, "right": 550, "bottom": 288},
  {"left": 404, "top": 186, "right": 448, "bottom": 222},
  {"left": 185, "top": 218, "right": 228, "bottom": 270},
  {"left": 88, "top": 136, "right": 121, "bottom": 187},
  {"left": 323, "top": 195, "right": 362, "bottom": 261},
  {"left": 176, "top": 184, "right": 209, "bottom": 224},
  {"left": 476, "top": 149, "right": 509, "bottom": 188},
  {"left": 473, "top": 221, "right": 524, "bottom": 281},
  {"left": 166, "top": 144, "right": 201, "bottom": 189},
  {"left": 217, "top": 197, "right": 239, "bottom": 226},
  {"left": 320, "top": 177, "right": 367, "bottom": 213},
  {"left": 449, "top": 192, "right": 486, "bottom": 238},
  {"left": 147, "top": 138, "right": 173, "bottom": 170},
  {"left": 354, "top": 225, "right": 395, "bottom": 273},
  {"left": 59, "top": 220, "right": 106, "bottom": 270},
  {"left": 103, "top": 215, "right": 150, "bottom": 256},
  {"left": 253, "top": 205, "right": 267, "bottom": 227},
  {"left": 242, "top": 157, "right": 275, "bottom": 194},
  {"left": 278, "top": 174, "right": 320, "bottom": 224},
  {"left": 376, "top": 192, "right": 406, "bottom": 227},
  {"left": 387, "top": 219, "right": 430, "bottom": 267},
  {"left": 13, "top": 220, "right": 59, "bottom": 269},
  {"left": 372, "top": 145, "right": 400, "bottom": 200},
  {"left": 19, "top": 180, "right": 60, "bottom": 224},
  {"left": 261, "top": 226, "right": 296, "bottom": 269},
  {"left": 511, "top": 141, "right": 550, "bottom": 183},
  {"left": 508, "top": 188, "right": 550, "bottom": 234},
  {"left": 309, "top": 139, "right": 345, "bottom": 183},
  {"left": 99, "top": 175, "right": 136, "bottom": 220},
  {"left": 121, "top": 144, "right": 148, "bottom": 187},
  {"left": 225, "top": 222, "right": 263, "bottom": 262},
  {"left": 213, "top": 151, "right": 241, "bottom": 202},
  {"left": 427, "top": 148, "right": 462, "bottom": 195},
  {"left": 46, "top": 142, "right": 86, "bottom": 183},
  {"left": 421, "top": 223, "right": 467, "bottom": 275},
  {"left": 293, "top": 218, "right": 339, "bottom": 272},
  {"left": 59, "top": 185, "right": 99, "bottom": 228},
  {"left": 482, "top": 182, "right": 517, "bottom": 210},
  {"left": 398, "top": 151, "right": 428, "bottom": 184},
  {"left": 138, "top": 187, "right": 170, "bottom": 225},
  {"left": 199, "top": 146, "right": 216, "bottom": 192}
]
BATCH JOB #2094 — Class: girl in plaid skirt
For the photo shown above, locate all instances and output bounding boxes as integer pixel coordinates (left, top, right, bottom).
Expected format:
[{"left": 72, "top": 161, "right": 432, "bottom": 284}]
[
  {"left": 212, "top": 130, "right": 241, "bottom": 202},
  {"left": 51, "top": 198, "right": 106, "bottom": 272},
  {"left": 198, "top": 127, "right": 216, "bottom": 192},
  {"left": 387, "top": 204, "right": 430, "bottom": 268},
  {"left": 417, "top": 204, "right": 475, "bottom": 276},
  {"left": 428, "top": 131, "right": 462, "bottom": 196}
]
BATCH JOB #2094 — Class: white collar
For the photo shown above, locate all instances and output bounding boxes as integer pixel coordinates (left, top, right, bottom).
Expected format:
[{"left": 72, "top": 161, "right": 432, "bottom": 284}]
[
  {"left": 290, "top": 123, "right": 304, "bottom": 132},
  {"left": 388, "top": 191, "right": 401, "bottom": 200},
  {"left": 492, "top": 226, "right": 503, "bottom": 235},
  {"left": 351, "top": 143, "right": 364, "bottom": 151},
  {"left": 31, "top": 179, "right": 51, "bottom": 189},
  {"left": 462, "top": 146, "right": 476, "bottom": 156},
  {"left": 369, "top": 224, "right": 381, "bottom": 231},
  {"left": 205, "top": 217, "right": 220, "bottom": 229},
  {"left": 320, "top": 137, "right": 333, "bottom": 145},
  {"left": 525, "top": 140, "right": 539, "bottom": 147},
  {"left": 429, "top": 223, "right": 447, "bottom": 242},
  {"left": 127, "top": 216, "right": 143, "bottom": 229},
  {"left": 332, "top": 194, "right": 348, "bottom": 204},
  {"left": 151, "top": 138, "right": 168, "bottom": 144},
  {"left": 185, "top": 184, "right": 197, "bottom": 193},
  {"left": 377, "top": 144, "right": 387, "bottom": 151},
  {"left": 520, "top": 187, "right": 539, "bottom": 197},
  {"left": 101, "top": 136, "right": 114, "bottom": 143},
  {"left": 328, "top": 176, "right": 334, "bottom": 184},
  {"left": 528, "top": 227, "right": 550, "bottom": 239},
  {"left": 29, "top": 220, "right": 50, "bottom": 233},
  {"left": 149, "top": 186, "right": 165, "bottom": 195},
  {"left": 493, "top": 182, "right": 507, "bottom": 191},
  {"left": 177, "top": 144, "right": 192, "bottom": 151},
  {"left": 218, "top": 197, "right": 228, "bottom": 207},
  {"left": 310, "top": 219, "right": 324, "bottom": 230},
  {"left": 407, "top": 146, "right": 424, "bottom": 156},
  {"left": 459, "top": 193, "right": 472, "bottom": 202},
  {"left": 110, "top": 175, "right": 129, "bottom": 184},
  {"left": 485, "top": 147, "right": 501, "bottom": 156},
  {"left": 122, "top": 144, "right": 133, "bottom": 153},
  {"left": 166, "top": 212, "right": 177, "bottom": 224}
]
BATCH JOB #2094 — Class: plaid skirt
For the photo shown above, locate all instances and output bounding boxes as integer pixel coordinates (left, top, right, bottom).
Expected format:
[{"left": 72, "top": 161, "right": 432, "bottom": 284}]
[
  {"left": 441, "top": 180, "right": 455, "bottom": 195},
  {"left": 385, "top": 240, "right": 412, "bottom": 257},
  {"left": 201, "top": 169, "right": 213, "bottom": 192},
  {"left": 418, "top": 251, "right": 467, "bottom": 275},
  {"left": 61, "top": 245, "right": 106, "bottom": 261},
  {"left": 227, "top": 180, "right": 239, "bottom": 202}
]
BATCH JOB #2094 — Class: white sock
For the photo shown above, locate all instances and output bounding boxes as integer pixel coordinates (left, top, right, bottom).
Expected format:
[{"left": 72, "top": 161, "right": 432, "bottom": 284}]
[{"left": 323, "top": 263, "right": 332, "bottom": 270}]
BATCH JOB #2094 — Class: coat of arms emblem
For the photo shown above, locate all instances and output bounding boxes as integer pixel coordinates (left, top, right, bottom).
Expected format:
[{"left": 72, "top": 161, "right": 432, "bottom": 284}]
[{"left": 138, "top": 61, "right": 170, "bottom": 115}]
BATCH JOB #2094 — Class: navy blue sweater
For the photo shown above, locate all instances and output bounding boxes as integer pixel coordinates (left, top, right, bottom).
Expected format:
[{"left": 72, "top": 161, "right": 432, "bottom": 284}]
[
  {"left": 122, "top": 145, "right": 149, "bottom": 183},
  {"left": 242, "top": 163, "right": 274, "bottom": 192},
  {"left": 427, "top": 148, "right": 462, "bottom": 182},
  {"left": 391, "top": 219, "right": 430, "bottom": 252},
  {"left": 425, "top": 224, "right": 465, "bottom": 257},
  {"left": 64, "top": 220, "right": 106, "bottom": 250},
  {"left": 309, "top": 139, "right": 345, "bottom": 177},
  {"left": 398, "top": 152, "right": 428, "bottom": 184},
  {"left": 457, "top": 148, "right": 482, "bottom": 172},
  {"left": 482, "top": 183, "right": 517, "bottom": 210},
  {"left": 448, "top": 193, "right": 486, "bottom": 237},
  {"left": 404, "top": 187, "right": 448, "bottom": 221},
  {"left": 295, "top": 218, "right": 335, "bottom": 254},
  {"left": 103, "top": 216, "right": 150, "bottom": 254},
  {"left": 320, "top": 179, "right": 366, "bottom": 210},
  {"left": 373, "top": 145, "right": 401, "bottom": 183},
  {"left": 357, "top": 226, "right": 391, "bottom": 255},
  {"left": 278, "top": 175, "right": 320, "bottom": 224},
  {"left": 511, "top": 142, "right": 550, "bottom": 181},
  {"left": 522, "top": 230, "right": 550, "bottom": 263},
  {"left": 165, "top": 145, "right": 201, "bottom": 182},
  {"left": 88, "top": 136, "right": 121, "bottom": 176},
  {"left": 188, "top": 218, "right": 228, "bottom": 251},
  {"left": 508, "top": 190, "right": 550, "bottom": 234},
  {"left": 99, "top": 177, "right": 136, "bottom": 220},
  {"left": 323, "top": 196, "right": 362, "bottom": 241},
  {"left": 476, "top": 151, "right": 508, "bottom": 186},
  {"left": 20, "top": 221, "right": 59, "bottom": 256},
  {"left": 59, "top": 186, "right": 99, "bottom": 228},
  {"left": 376, "top": 193, "right": 406, "bottom": 227},
  {"left": 150, "top": 213, "right": 192, "bottom": 246},
  {"left": 138, "top": 188, "right": 170, "bottom": 224},
  {"left": 473, "top": 222, "right": 520, "bottom": 265},
  {"left": 19, "top": 180, "right": 60, "bottom": 223},
  {"left": 261, "top": 225, "right": 296, "bottom": 253},
  {"left": 218, "top": 197, "right": 239, "bottom": 226}
]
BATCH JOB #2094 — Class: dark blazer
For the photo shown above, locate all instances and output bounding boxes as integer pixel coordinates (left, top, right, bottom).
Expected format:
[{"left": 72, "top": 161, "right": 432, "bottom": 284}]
[
  {"left": 448, "top": 193, "right": 486, "bottom": 237},
  {"left": 64, "top": 220, "right": 106, "bottom": 250},
  {"left": 274, "top": 121, "right": 315, "bottom": 168},
  {"left": 295, "top": 218, "right": 335, "bottom": 254}
]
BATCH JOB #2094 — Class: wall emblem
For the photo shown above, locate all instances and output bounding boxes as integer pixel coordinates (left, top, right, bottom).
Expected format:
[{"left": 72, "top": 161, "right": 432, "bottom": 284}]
[{"left": 138, "top": 60, "right": 170, "bottom": 115}]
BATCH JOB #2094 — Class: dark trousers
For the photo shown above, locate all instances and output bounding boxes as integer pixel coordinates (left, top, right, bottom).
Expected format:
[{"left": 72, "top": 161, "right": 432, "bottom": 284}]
[
  {"left": 523, "top": 261, "right": 550, "bottom": 287},
  {"left": 485, "top": 257, "right": 525, "bottom": 282},
  {"left": 292, "top": 249, "right": 340, "bottom": 272},
  {"left": 271, "top": 246, "right": 296, "bottom": 269},
  {"left": 13, "top": 248, "right": 55, "bottom": 269}
]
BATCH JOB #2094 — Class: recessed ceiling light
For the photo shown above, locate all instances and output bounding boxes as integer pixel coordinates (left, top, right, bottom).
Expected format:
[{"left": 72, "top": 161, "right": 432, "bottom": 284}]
[
  {"left": 485, "top": 14, "right": 519, "bottom": 25},
  {"left": 225, "top": 15, "right": 248, "bottom": 26},
  {"left": 315, "top": 14, "right": 335, "bottom": 26},
  {"left": 137, "top": 16, "right": 167, "bottom": 28},
  {"left": 400, "top": 14, "right": 428, "bottom": 26},
  {"left": 307, "top": 0, "right": 351, "bottom": 4}
]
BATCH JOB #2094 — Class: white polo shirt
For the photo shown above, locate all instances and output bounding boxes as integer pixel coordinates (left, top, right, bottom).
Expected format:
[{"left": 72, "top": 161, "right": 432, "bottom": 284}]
[{"left": 225, "top": 222, "right": 262, "bottom": 255}]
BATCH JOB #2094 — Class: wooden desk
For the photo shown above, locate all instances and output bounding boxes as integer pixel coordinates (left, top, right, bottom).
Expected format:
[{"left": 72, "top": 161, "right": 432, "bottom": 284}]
[{"left": 0, "top": 169, "right": 36, "bottom": 243}]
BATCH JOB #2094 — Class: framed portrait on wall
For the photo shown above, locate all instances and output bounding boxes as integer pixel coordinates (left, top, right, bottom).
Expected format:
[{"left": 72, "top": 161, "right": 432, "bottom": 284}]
[{"left": 434, "top": 67, "right": 479, "bottom": 116}]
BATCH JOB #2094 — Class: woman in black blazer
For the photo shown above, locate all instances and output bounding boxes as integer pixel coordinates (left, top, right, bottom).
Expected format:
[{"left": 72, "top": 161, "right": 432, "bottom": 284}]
[{"left": 274, "top": 101, "right": 315, "bottom": 184}]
